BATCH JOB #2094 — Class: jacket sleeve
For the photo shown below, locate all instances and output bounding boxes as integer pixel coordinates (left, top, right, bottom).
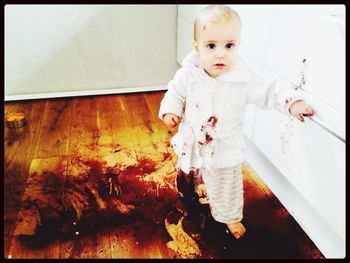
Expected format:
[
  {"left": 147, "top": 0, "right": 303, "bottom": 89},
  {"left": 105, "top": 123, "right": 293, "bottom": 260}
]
[
  {"left": 246, "top": 72, "right": 304, "bottom": 115},
  {"left": 158, "top": 68, "right": 191, "bottom": 120}
]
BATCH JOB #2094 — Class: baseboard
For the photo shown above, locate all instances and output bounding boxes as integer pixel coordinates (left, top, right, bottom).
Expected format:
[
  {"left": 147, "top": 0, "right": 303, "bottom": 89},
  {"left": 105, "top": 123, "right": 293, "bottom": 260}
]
[
  {"left": 244, "top": 136, "right": 345, "bottom": 259},
  {"left": 5, "top": 85, "right": 167, "bottom": 101}
]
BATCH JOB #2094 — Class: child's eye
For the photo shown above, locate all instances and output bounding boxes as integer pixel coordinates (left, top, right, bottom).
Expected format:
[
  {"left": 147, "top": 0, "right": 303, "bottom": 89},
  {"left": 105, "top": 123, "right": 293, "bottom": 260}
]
[
  {"left": 226, "top": 43, "right": 235, "bottom": 49},
  {"left": 207, "top": 43, "right": 216, "bottom": 50}
]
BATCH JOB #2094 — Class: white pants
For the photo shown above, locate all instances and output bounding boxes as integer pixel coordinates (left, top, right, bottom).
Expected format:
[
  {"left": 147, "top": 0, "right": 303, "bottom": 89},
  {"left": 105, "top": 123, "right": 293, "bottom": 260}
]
[{"left": 200, "top": 164, "right": 244, "bottom": 224}]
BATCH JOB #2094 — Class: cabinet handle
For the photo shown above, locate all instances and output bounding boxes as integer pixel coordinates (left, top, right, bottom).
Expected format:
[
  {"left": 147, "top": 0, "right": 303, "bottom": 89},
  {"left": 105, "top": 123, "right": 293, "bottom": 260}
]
[
  {"left": 303, "top": 114, "right": 345, "bottom": 143},
  {"left": 243, "top": 56, "right": 345, "bottom": 143}
]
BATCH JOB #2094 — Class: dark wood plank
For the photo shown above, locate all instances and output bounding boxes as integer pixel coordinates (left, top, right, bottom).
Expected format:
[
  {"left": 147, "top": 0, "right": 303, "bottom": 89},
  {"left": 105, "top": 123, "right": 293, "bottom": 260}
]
[
  {"left": 121, "top": 93, "right": 162, "bottom": 145},
  {"left": 110, "top": 226, "right": 163, "bottom": 258},
  {"left": 123, "top": 93, "right": 177, "bottom": 190},
  {"left": 95, "top": 94, "right": 131, "bottom": 142},
  {"left": 94, "top": 94, "right": 137, "bottom": 166},
  {"left": 143, "top": 92, "right": 179, "bottom": 167},
  {"left": 110, "top": 93, "right": 177, "bottom": 258},
  {"left": 33, "top": 99, "right": 72, "bottom": 158},
  {"left": 67, "top": 96, "right": 100, "bottom": 177},
  {"left": 143, "top": 91, "right": 176, "bottom": 141},
  {"left": 9, "top": 156, "right": 68, "bottom": 258},
  {"left": 62, "top": 95, "right": 129, "bottom": 258},
  {"left": 4, "top": 100, "right": 46, "bottom": 257},
  {"left": 59, "top": 228, "right": 111, "bottom": 258},
  {"left": 243, "top": 162, "right": 274, "bottom": 197}
]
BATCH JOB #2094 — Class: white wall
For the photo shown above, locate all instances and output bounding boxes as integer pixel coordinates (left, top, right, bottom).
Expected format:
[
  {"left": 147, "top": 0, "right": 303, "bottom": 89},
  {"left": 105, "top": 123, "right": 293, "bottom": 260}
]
[{"left": 5, "top": 5, "right": 178, "bottom": 99}]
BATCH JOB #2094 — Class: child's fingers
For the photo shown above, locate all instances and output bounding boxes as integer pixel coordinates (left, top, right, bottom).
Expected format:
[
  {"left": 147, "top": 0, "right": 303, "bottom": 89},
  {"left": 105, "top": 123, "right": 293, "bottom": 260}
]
[
  {"left": 166, "top": 118, "right": 175, "bottom": 127},
  {"left": 168, "top": 116, "right": 179, "bottom": 127},
  {"left": 171, "top": 116, "right": 177, "bottom": 124},
  {"left": 172, "top": 116, "right": 180, "bottom": 125},
  {"left": 171, "top": 118, "right": 177, "bottom": 127},
  {"left": 306, "top": 106, "right": 313, "bottom": 115},
  {"left": 163, "top": 114, "right": 180, "bottom": 128},
  {"left": 173, "top": 115, "right": 181, "bottom": 124},
  {"left": 163, "top": 114, "right": 176, "bottom": 127},
  {"left": 296, "top": 114, "right": 305, "bottom": 122}
]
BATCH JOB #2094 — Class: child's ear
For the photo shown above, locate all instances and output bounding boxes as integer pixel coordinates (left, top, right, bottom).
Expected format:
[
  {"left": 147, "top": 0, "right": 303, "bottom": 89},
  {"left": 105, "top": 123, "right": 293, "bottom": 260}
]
[{"left": 193, "top": 40, "right": 199, "bottom": 55}]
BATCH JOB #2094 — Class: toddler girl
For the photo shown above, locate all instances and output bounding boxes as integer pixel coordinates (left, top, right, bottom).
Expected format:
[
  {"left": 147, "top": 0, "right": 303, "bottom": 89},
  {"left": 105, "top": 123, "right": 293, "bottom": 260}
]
[{"left": 159, "top": 5, "right": 313, "bottom": 239}]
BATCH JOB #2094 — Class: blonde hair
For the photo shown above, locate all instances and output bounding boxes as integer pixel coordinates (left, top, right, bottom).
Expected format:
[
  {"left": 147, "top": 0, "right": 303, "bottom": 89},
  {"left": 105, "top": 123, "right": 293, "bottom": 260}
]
[{"left": 194, "top": 5, "right": 241, "bottom": 41}]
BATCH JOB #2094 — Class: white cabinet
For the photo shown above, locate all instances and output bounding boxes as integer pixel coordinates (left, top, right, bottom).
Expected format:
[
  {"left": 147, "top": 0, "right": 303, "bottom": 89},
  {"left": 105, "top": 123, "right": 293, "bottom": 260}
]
[
  {"left": 265, "top": 5, "right": 345, "bottom": 138},
  {"left": 231, "top": 5, "right": 275, "bottom": 140},
  {"left": 177, "top": 5, "right": 345, "bottom": 258},
  {"left": 176, "top": 16, "right": 193, "bottom": 64},
  {"left": 249, "top": 5, "right": 345, "bottom": 258},
  {"left": 252, "top": 106, "right": 345, "bottom": 240},
  {"left": 178, "top": 4, "right": 207, "bottom": 23},
  {"left": 283, "top": 116, "right": 345, "bottom": 242},
  {"left": 252, "top": 4, "right": 345, "bottom": 239},
  {"left": 230, "top": 5, "right": 275, "bottom": 65},
  {"left": 176, "top": 5, "right": 207, "bottom": 64}
]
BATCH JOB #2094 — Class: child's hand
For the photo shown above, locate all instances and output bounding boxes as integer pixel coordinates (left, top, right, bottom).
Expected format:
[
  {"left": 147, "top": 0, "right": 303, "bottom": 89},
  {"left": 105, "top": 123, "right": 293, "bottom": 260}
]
[
  {"left": 163, "top": 113, "right": 181, "bottom": 128},
  {"left": 289, "top": 100, "right": 314, "bottom": 122}
]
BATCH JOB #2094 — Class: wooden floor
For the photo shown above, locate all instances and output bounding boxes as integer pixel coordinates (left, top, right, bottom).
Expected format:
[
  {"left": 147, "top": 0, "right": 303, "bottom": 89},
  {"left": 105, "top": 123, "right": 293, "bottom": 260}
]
[{"left": 4, "top": 91, "right": 324, "bottom": 259}]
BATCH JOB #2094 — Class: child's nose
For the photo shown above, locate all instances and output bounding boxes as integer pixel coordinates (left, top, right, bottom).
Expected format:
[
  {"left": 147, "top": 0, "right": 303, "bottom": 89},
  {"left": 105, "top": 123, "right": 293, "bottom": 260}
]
[{"left": 215, "top": 48, "right": 227, "bottom": 59}]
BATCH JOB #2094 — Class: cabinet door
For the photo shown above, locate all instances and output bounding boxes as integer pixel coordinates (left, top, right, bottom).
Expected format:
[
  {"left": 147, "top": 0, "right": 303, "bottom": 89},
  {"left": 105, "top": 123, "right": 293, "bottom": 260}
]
[
  {"left": 176, "top": 15, "right": 194, "bottom": 63},
  {"left": 229, "top": 5, "right": 275, "bottom": 65},
  {"left": 252, "top": 5, "right": 345, "bottom": 242},
  {"left": 177, "top": 5, "right": 209, "bottom": 64},
  {"left": 178, "top": 5, "right": 207, "bottom": 23},
  {"left": 264, "top": 5, "right": 345, "bottom": 137},
  {"left": 252, "top": 103, "right": 345, "bottom": 241}
]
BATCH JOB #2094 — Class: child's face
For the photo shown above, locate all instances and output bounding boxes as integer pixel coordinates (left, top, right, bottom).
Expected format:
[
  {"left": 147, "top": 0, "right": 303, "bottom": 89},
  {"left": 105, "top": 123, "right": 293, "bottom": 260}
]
[{"left": 194, "top": 19, "right": 240, "bottom": 78}]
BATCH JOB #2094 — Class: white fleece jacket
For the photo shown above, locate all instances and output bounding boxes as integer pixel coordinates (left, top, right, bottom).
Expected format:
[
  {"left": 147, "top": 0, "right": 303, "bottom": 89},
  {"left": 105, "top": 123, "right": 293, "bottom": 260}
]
[{"left": 159, "top": 51, "right": 303, "bottom": 173}]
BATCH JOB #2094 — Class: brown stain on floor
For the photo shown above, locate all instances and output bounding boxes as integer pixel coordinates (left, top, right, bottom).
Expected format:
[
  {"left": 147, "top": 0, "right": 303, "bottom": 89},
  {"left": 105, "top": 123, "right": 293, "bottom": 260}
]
[{"left": 4, "top": 92, "right": 324, "bottom": 259}]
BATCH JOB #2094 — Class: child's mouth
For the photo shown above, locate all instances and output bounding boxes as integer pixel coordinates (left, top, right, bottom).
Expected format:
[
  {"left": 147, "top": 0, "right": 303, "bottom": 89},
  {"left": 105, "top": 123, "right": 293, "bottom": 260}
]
[{"left": 214, "top": 64, "right": 226, "bottom": 69}]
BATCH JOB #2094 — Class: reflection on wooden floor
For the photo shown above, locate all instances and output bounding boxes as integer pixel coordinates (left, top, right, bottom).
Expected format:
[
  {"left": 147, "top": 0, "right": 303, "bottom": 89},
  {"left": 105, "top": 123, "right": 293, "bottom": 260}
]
[{"left": 4, "top": 91, "right": 324, "bottom": 259}]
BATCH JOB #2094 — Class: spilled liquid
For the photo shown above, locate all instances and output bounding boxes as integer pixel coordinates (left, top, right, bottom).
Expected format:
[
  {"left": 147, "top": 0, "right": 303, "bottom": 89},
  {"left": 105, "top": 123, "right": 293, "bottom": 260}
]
[{"left": 12, "top": 147, "right": 323, "bottom": 258}]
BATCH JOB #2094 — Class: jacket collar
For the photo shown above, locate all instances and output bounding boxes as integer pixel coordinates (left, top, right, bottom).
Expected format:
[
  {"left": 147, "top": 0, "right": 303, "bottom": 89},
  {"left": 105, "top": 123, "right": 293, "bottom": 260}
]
[{"left": 181, "top": 51, "right": 252, "bottom": 83}]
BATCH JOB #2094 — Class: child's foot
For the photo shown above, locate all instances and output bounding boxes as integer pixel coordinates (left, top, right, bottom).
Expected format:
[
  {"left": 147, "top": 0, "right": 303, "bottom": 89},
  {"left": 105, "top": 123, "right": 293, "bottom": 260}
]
[
  {"left": 196, "top": 184, "right": 209, "bottom": 204},
  {"left": 196, "top": 184, "right": 207, "bottom": 197},
  {"left": 227, "top": 222, "right": 246, "bottom": 239}
]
